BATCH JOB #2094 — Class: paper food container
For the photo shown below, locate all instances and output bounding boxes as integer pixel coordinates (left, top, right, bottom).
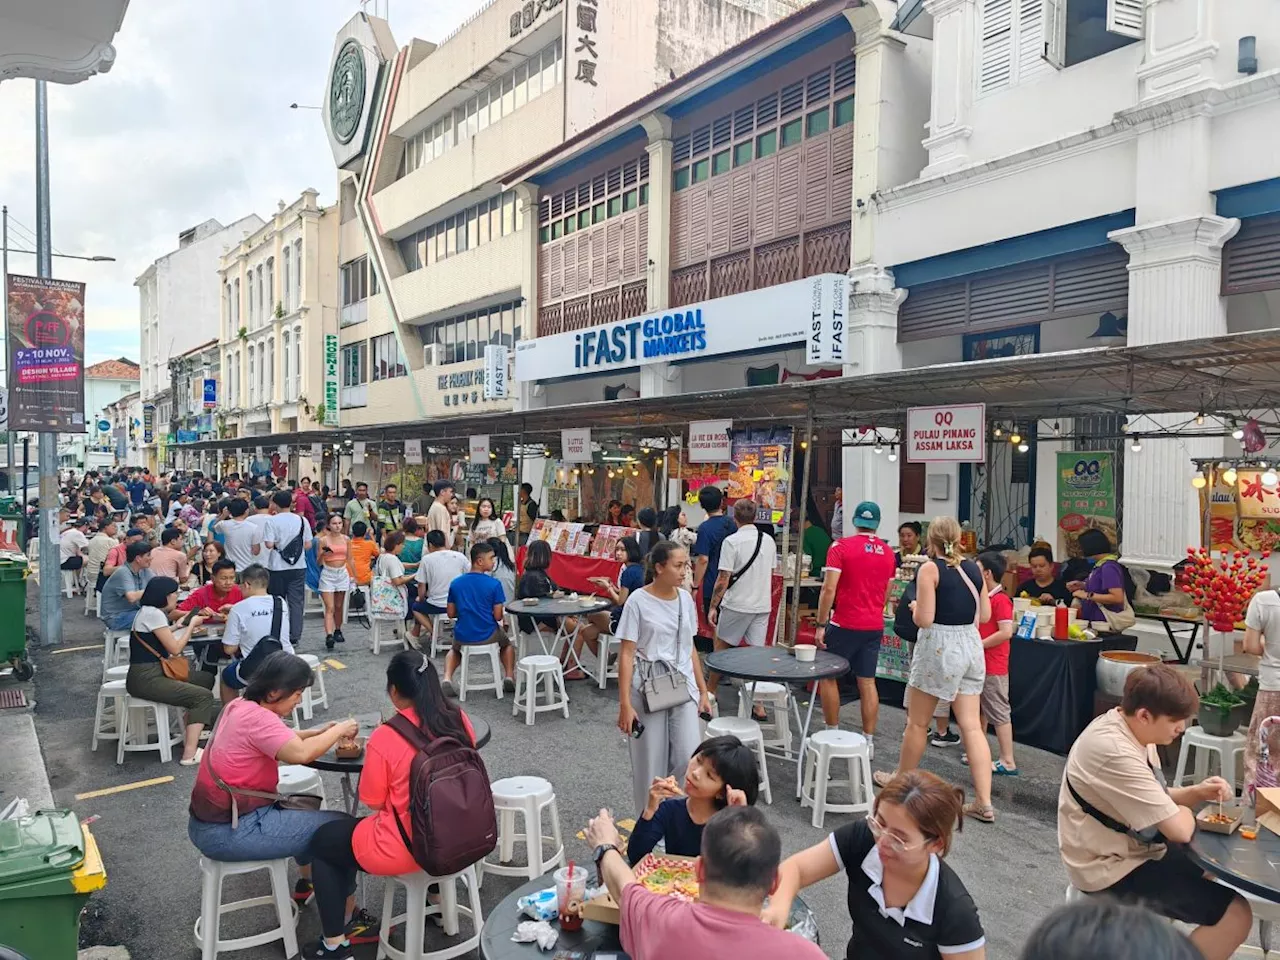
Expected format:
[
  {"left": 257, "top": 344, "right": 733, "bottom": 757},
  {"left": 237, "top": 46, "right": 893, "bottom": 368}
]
[
  {"left": 582, "top": 853, "right": 698, "bottom": 925},
  {"left": 1257, "top": 788, "right": 1280, "bottom": 836},
  {"left": 1196, "top": 803, "right": 1244, "bottom": 835}
]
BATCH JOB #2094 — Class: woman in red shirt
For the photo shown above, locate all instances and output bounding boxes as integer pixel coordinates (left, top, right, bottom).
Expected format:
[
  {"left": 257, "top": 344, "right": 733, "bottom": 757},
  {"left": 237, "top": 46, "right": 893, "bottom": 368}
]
[{"left": 305, "top": 649, "right": 476, "bottom": 957}]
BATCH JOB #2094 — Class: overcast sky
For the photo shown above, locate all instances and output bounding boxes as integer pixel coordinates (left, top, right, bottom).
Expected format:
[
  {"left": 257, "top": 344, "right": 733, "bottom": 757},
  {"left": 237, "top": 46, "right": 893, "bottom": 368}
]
[{"left": 0, "top": 0, "right": 489, "bottom": 367}]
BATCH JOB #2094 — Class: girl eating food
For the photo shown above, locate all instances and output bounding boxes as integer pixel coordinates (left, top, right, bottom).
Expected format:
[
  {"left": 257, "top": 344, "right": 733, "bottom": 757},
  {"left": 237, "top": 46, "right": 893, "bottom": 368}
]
[{"left": 626, "top": 734, "right": 758, "bottom": 864}]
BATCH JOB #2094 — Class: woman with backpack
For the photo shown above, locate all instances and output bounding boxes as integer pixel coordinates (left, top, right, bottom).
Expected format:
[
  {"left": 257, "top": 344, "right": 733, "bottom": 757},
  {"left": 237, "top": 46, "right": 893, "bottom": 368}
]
[{"left": 305, "top": 650, "right": 479, "bottom": 959}]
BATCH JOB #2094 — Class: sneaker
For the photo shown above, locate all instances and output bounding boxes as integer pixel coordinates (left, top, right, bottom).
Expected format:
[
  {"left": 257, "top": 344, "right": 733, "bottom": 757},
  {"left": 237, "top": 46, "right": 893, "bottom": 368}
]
[
  {"left": 503, "top": 676, "right": 516, "bottom": 693},
  {"left": 334, "top": 628, "right": 346, "bottom": 644},
  {"left": 441, "top": 678, "right": 457, "bottom": 697},
  {"left": 931, "top": 729, "right": 961, "bottom": 747},
  {"left": 325, "top": 634, "right": 335, "bottom": 651},
  {"left": 301, "top": 939, "right": 353, "bottom": 960},
  {"left": 292, "top": 878, "right": 315, "bottom": 904},
  {"left": 345, "top": 907, "right": 380, "bottom": 945}
]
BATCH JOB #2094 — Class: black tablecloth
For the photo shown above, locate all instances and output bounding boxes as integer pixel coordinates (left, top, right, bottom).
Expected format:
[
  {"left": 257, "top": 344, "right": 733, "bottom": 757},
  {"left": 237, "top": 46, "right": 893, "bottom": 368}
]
[{"left": 1009, "top": 634, "right": 1137, "bottom": 755}]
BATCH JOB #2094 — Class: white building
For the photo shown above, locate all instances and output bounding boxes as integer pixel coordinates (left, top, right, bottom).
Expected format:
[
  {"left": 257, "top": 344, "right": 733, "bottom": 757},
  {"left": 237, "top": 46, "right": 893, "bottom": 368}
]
[
  {"left": 58, "top": 357, "right": 139, "bottom": 470},
  {"left": 136, "top": 214, "right": 264, "bottom": 470},
  {"left": 323, "top": 0, "right": 817, "bottom": 432},
  {"left": 836, "top": 0, "right": 1280, "bottom": 569},
  {"left": 216, "top": 189, "right": 339, "bottom": 442},
  {"left": 101, "top": 388, "right": 142, "bottom": 470}
]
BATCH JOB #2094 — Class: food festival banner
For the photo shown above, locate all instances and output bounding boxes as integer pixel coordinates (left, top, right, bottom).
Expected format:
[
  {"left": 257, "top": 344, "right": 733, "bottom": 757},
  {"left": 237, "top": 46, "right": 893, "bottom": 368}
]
[
  {"left": 482, "top": 344, "right": 508, "bottom": 400},
  {"left": 727, "top": 427, "right": 792, "bottom": 525},
  {"left": 514, "top": 274, "right": 843, "bottom": 382},
  {"left": 469, "top": 435, "right": 490, "bottom": 466},
  {"left": 688, "top": 419, "right": 733, "bottom": 463},
  {"left": 323, "top": 334, "right": 340, "bottom": 426},
  {"left": 561, "top": 428, "right": 592, "bottom": 463},
  {"left": 143, "top": 404, "right": 155, "bottom": 444},
  {"left": 404, "top": 439, "right": 422, "bottom": 464},
  {"left": 6, "top": 274, "right": 86, "bottom": 431},
  {"left": 905, "top": 404, "right": 985, "bottom": 463},
  {"left": 1057, "top": 451, "right": 1118, "bottom": 557}
]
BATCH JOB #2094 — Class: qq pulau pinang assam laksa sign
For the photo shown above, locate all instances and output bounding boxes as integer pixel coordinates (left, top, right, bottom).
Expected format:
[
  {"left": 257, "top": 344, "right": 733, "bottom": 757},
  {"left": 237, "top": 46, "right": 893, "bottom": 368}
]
[
  {"left": 7, "top": 274, "right": 86, "bottom": 431},
  {"left": 906, "top": 404, "right": 986, "bottom": 463},
  {"left": 513, "top": 274, "right": 847, "bottom": 381}
]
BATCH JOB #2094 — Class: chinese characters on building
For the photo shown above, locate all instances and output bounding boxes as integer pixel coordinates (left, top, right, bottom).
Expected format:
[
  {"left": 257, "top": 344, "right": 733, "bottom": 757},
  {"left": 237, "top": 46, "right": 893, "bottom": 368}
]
[
  {"left": 510, "top": 0, "right": 563, "bottom": 38},
  {"left": 574, "top": 0, "right": 599, "bottom": 86}
]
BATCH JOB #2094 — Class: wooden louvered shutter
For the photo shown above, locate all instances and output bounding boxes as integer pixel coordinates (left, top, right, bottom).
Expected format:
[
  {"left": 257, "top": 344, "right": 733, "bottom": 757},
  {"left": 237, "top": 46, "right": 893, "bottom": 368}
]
[
  {"left": 1050, "top": 247, "right": 1129, "bottom": 314},
  {"left": 898, "top": 279, "right": 968, "bottom": 342},
  {"left": 753, "top": 155, "right": 778, "bottom": 245},
  {"left": 605, "top": 221, "right": 622, "bottom": 284},
  {"left": 672, "top": 192, "right": 692, "bottom": 266},
  {"left": 803, "top": 130, "right": 832, "bottom": 228},
  {"left": 687, "top": 186, "right": 709, "bottom": 263},
  {"left": 538, "top": 245, "right": 552, "bottom": 302},
  {"left": 978, "top": 0, "right": 1014, "bottom": 93},
  {"left": 577, "top": 229, "right": 592, "bottom": 291},
  {"left": 1016, "top": 0, "right": 1049, "bottom": 80},
  {"left": 547, "top": 244, "right": 563, "bottom": 300},
  {"left": 776, "top": 149, "right": 802, "bottom": 237},
  {"left": 830, "top": 123, "right": 854, "bottom": 222},
  {"left": 1106, "top": 0, "right": 1144, "bottom": 38},
  {"left": 729, "top": 170, "right": 752, "bottom": 251},
  {"left": 591, "top": 224, "right": 606, "bottom": 285},
  {"left": 562, "top": 236, "right": 578, "bottom": 297},
  {"left": 708, "top": 178, "right": 731, "bottom": 257},
  {"left": 1223, "top": 216, "right": 1280, "bottom": 295},
  {"left": 621, "top": 214, "right": 638, "bottom": 280},
  {"left": 967, "top": 264, "right": 1051, "bottom": 333}
]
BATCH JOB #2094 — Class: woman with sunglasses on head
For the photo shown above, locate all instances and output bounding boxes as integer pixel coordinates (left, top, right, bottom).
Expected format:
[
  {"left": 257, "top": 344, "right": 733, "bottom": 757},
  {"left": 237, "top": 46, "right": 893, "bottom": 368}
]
[{"left": 764, "top": 769, "right": 985, "bottom": 960}]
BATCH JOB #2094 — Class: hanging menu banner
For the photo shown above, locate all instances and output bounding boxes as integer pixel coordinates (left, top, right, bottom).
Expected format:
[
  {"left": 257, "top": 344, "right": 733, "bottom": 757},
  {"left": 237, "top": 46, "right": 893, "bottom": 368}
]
[
  {"left": 470, "top": 434, "right": 490, "bottom": 466},
  {"left": 310, "top": 442, "right": 323, "bottom": 462},
  {"left": 905, "top": 404, "right": 986, "bottom": 463},
  {"left": 353, "top": 440, "right": 365, "bottom": 465},
  {"left": 688, "top": 419, "right": 732, "bottom": 463},
  {"left": 561, "top": 428, "right": 592, "bottom": 463},
  {"left": 404, "top": 439, "right": 423, "bottom": 464},
  {"left": 1057, "top": 451, "right": 1118, "bottom": 557}
]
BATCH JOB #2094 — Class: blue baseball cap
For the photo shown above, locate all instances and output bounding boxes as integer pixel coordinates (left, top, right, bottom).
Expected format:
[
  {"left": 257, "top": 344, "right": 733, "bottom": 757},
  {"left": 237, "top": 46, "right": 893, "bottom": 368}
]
[{"left": 852, "top": 501, "right": 882, "bottom": 530}]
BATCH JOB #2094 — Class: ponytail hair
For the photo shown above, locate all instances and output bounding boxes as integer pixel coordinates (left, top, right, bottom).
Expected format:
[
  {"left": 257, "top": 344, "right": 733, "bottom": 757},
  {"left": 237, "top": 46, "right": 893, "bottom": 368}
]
[
  {"left": 926, "top": 516, "right": 964, "bottom": 568},
  {"left": 645, "top": 539, "right": 685, "bottom": 585},
  {"left": 385, "top": 649, "right": 472, "bottom": 744}
]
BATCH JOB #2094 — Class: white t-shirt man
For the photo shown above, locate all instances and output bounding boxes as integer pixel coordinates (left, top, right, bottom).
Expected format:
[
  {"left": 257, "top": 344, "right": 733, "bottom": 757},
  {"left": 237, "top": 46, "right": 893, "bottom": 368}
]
[
  {"left": 217, "top": 517, "right": 262, "bottom": 571},
  {"left": 222, "top": 594, "right": 295, "bottom": 659},
  {"left": 60, "top": 527, "right": 89, "bottom": 564},
  {"left": 262, "top": 512, "right": 312, "bottom": 571},
  {"left": 718, "top": 524, "right": 777, "bottom": 615},
  {"left": 246, "top": 511, "right": 272, "bottom": 535},
  {"left": 1247, "top": 589, "right": 1280, "bottom": 691},
  {"left": 415, "top": 548, "right": 470, "bottom": 609}
]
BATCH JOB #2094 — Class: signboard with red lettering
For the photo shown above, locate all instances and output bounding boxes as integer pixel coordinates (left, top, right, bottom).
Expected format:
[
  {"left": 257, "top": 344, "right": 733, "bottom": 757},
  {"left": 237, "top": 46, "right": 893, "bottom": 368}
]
[
  {"left": 6, "top": 274, "right": 85, "bottom": 431},
  {"left": 905, "top": 404, "right": 985, "bottom": 463}
]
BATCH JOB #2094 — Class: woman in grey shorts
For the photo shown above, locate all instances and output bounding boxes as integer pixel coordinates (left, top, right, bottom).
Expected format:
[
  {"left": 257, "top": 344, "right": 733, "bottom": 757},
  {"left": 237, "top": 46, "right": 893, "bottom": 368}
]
[{"left": 874, "top": 517, "right": 996, "bottom": 822}]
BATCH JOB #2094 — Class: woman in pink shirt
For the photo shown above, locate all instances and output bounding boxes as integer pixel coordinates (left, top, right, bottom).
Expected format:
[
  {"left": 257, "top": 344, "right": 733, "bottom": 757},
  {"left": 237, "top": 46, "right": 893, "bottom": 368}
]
[{"left": 305, "top": 650, "right": 476, "bottom": 957}]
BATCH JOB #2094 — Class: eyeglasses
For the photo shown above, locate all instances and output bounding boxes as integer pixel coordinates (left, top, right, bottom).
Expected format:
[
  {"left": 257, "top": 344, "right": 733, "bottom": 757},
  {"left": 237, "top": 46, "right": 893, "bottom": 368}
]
[{"left": 866, "top": 815, "right": 928, "bottom": 853}]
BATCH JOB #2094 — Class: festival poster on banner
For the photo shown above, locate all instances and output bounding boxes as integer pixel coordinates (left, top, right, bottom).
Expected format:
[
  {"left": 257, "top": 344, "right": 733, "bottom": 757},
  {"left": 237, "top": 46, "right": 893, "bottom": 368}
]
[
  {"left": 1056, "top": 451, "right": 1118, "bottom": 558},
  {"left": 727, "top": 428, "right": 792, "bottom": 525},
  {"left": 1230, "top": 471, "right": 1280, "bottom": 552},
  {"left": 7, "top": 274, "right": 86, "bottom": 431}
]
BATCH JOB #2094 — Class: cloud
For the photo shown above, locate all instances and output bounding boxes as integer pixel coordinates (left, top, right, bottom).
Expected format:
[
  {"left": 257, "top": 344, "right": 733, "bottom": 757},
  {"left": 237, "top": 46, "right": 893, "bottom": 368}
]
[{"left": 0, "top": 0, "right": 489, "bottom": 369}]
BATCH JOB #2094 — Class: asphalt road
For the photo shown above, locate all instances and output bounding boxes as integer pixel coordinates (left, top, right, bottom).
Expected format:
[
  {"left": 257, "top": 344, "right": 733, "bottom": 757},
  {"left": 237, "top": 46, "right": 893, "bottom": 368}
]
[{"left": 28, "top": 594, "right": 1079, "bottom": 960}]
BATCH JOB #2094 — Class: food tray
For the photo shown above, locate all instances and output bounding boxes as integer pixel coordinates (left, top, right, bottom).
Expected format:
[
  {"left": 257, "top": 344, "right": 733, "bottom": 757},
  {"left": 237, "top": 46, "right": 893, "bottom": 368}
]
[
  {"left": 1197, "top": 803, "right": 1244, "bottom": 835},
  {"left": 582, "top": 853, "right": 697, "bottom": 925},
  {"left": 335, "top": 736, "right": 366, "bottom": 760}
]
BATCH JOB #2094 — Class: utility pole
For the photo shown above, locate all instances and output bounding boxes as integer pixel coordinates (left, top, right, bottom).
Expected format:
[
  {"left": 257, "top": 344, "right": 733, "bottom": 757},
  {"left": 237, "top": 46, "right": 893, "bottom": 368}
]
[
  {"left": 35, "top": 80, "right": 61, "bottom": 647},
  {"left": 2, "top": 206, "right": 13, "bottom": 491}
]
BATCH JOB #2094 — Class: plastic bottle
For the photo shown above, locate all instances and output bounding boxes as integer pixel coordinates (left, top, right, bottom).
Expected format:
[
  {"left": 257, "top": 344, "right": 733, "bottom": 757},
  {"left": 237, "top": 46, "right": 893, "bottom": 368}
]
[{"left": 1053, "top": 600, "right": 1070, "bottom": 641}]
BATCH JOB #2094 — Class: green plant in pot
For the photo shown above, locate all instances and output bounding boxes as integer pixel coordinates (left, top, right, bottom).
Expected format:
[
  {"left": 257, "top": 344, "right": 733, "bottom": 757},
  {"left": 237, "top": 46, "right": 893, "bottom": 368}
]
[{"left": 1199, "top": 683, "right": 1246, "bottom": 737}]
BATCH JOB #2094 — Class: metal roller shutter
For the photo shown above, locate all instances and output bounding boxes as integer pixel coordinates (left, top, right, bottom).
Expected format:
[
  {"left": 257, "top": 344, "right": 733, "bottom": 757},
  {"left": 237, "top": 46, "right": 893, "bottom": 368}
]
[{"left": 1222, "top": 214, "right": 1280, "bottom": 295}]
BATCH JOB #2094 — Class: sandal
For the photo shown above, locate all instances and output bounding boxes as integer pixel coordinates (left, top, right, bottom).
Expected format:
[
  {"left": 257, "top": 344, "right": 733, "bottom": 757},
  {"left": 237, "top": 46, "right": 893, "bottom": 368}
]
[
  {"left": 963, "top": 801, "right": 996, "bottom": 823},
  {"left": 993, "top": 761, "right": 1020, "bottom": 776},
  {"left": 872, "top": 770, "right": 895, "bottom": 789},
  {"left": 563, "top": 670, "right": 590, "bottom": 681}
]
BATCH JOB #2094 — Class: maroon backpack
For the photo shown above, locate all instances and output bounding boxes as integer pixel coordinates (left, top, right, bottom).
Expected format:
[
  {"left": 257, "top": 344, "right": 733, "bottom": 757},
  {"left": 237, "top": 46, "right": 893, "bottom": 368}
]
[{"left": 386, "top": 713, "right": 497, "bottom": 876}]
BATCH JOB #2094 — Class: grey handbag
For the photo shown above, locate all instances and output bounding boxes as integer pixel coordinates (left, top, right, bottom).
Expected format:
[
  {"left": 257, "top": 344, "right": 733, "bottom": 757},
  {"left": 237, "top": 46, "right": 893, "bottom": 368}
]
[{"left": 638, "top": 592, "right": 691, "bottom": 713}]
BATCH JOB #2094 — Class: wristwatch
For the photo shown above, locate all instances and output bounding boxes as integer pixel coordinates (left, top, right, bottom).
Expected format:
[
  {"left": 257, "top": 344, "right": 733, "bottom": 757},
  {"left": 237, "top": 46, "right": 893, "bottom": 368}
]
[{"left": 594, "top": 843, "right": 621, "bottom": 884}]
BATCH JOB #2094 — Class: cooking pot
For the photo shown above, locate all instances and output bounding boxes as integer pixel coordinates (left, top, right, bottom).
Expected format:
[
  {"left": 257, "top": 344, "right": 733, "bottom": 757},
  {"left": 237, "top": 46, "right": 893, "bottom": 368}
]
[{"left": 1096, "top": 650, "right": 1162, "bottom": 699}]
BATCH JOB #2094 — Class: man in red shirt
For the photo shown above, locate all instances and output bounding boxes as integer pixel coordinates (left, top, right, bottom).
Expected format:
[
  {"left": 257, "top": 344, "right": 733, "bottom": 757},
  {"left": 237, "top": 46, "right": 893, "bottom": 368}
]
[
  {"left": 815, "top": 501, "right": 896, "bottom": 755},
  {"left": 176, "top": 559, "right": 243, "bottom": 622},
  {"left": 585, "top": 805, "right": 826, "bottom": 960},
  {"left": 977, "top": 551, "right": 1018, "bottom": 775},
  {"left": 293, "top": 478, "right": 317, "bottom": 528}
]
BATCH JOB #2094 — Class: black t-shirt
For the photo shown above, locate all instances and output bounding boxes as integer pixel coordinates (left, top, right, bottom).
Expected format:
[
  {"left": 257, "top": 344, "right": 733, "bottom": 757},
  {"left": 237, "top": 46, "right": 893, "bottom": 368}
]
[
  {"left": 933, "top": 559, "right": 983, "bottom": 625},
  {"left": 832, "top": 820, "right": 985, "bottom": 960},
  {"left": 1015, "top": 576, "right": 1074, "bottom": 605}
]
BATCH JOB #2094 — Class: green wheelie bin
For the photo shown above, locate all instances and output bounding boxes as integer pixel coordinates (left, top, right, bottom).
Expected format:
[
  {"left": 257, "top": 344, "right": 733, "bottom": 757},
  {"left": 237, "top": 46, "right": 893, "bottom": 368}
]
[
  {"left": 0, "top": 552, "right": 30, "bottom": 680},
  {"left": 0, "top": 810, "right": 106, "bottom": 960}
]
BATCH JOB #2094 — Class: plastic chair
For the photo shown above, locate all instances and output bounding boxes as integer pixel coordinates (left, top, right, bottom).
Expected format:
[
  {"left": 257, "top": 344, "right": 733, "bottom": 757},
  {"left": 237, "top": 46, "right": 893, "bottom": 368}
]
[
  {"left": 512, "top": 655, "right": 570, "bottom": 725},
  {"left": 479, "top": 776, "right": 565, "bottom": 885},
  {"left": 116, "top": 695, "right": 184, "bottom": 765},
  {"left": 299, "top": 653, "right": 328, "bottom": 720},
  {"left": 91, "top": 679, "right": 127, "bottom": 751},
  {"left": 1174, "top": 726, "right": 1246, "bottom": 794},
  {"left": 705, "top": 715, "right": 773, "bottom": 804},
  {"left": 376, "top": 864, "right": 483, "bottom": 960},
  {"left": 800, "top": 729, "right": 874, "bottom": 828},
  {"left": 193, "top": 857, "right": 298, "bottom": 960},
  {"left": 736, "top": 681, "right": 793, "bottom": 759},
  {"left": 458, "top": 643, "right": 503, "bottom": 701}
]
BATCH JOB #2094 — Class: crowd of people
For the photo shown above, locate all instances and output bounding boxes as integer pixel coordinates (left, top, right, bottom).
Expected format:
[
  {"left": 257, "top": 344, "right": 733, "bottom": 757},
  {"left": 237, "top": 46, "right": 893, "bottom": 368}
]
[{"left": 49, "top": 466, "right": 1267, "bottom": 960}]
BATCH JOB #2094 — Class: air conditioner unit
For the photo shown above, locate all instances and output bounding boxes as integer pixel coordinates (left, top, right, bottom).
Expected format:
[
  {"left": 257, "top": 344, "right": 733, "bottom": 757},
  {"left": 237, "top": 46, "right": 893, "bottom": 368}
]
[{"left": 423, "top": 343, "right": 440, "bottom": 367}]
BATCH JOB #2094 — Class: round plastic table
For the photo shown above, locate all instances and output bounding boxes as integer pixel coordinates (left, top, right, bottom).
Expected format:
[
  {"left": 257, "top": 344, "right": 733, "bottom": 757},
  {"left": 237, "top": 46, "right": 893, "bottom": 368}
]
[
  {"left": 507, "top": 597, "right": 610, "bottom": 674},
  {"left": 704, "top": 646, "right": 850, "bottom": 799},
  {"left": 1190, "top": 824, "right": 1280, "bottom": 903}
]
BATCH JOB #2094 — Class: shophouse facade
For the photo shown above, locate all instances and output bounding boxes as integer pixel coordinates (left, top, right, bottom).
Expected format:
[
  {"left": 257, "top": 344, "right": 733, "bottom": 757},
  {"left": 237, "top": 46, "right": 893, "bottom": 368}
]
[
  {"left": 216, "top": 189, "right": 339, "bottom": 444},
  {"left": 102, "top": 389, "right": 142, "bottom": 470},
  {"left": 861, "top": 0, "right": 1280, "bottom": 568},
  {"left": 323, "top": 1, "right": 823, "bottom": 435},
  {"left": 60, "top": 357, "right": 139, "bottom": 471},
  {"left": 136, "top": 214, "right": 263, "bottom": 471}
]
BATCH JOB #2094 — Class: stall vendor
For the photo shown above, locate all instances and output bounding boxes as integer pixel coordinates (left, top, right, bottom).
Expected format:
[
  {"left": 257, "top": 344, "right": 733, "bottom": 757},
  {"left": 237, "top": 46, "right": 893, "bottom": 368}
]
[{"left": 1015, "top": 546, "right": 1074, "bottom": 606}]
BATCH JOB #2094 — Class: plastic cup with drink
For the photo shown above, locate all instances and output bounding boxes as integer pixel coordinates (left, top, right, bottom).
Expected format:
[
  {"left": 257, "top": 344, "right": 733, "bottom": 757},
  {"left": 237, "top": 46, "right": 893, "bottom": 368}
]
[{"left": 554, "top": 863, "right": 589, "bottom": 931}]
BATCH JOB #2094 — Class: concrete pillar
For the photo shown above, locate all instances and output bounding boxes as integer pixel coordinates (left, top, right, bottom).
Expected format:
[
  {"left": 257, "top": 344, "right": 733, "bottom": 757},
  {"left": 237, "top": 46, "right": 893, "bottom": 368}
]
[
  {"left": 1108, "top": 215, "right": 1239, "bottom": 568},
  {"left": 639, "top": 112, "right": 681, "bottom": 398},
  {"left": 918, "top": 0, "right": 976, "bottom": 177},
  {"left": 514, "top": 183, "right": 545, "bottom": 413}
]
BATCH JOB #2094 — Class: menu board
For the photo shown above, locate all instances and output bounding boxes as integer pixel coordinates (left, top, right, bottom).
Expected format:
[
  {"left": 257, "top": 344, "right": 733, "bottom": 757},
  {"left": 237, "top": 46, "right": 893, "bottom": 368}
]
[
  {"left": 590, "top": 525, "right": 633, "bottom": 559},
  {"left": 726, "top": 428, "right": 791, "bottom": 525},
  {"left": 1056, "top": 451, "right": 1118, "bottom": 558},
  {"left": 531, "top": 519, "right": 591, "bottom": 556},
  {"left": 876, "top": 627, "right": 913, "bottom": 684}
]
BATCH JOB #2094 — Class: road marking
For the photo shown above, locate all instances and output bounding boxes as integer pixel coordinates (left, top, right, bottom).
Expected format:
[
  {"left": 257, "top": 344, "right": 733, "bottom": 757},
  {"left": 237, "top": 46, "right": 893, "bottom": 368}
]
[
  {"left": 324, "top": 658, "right": 347, "bottom": 670},
  {"left": 52, "top": 644, "right": 104, "bottom": 655},
  {"left": 75, "top": 776, "right": 174, "bottom": 800}
]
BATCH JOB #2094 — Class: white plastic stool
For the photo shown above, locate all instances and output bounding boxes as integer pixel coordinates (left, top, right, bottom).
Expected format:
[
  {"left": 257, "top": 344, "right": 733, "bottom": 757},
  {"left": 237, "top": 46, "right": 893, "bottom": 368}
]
[
  {"left": 194, "top": 856, "right": 298, "bottom": 960},
  {"left": 1174, "top": 726, "right": 1246, "bottom": 793},
  {"left": 480, "top": 776, "right": 565, "bottom": 885},
  {"left": 595, "top": 634, "right": 622, "bottom": 689},
  {"left": 458, "top": 643, "right": 503, "bottom": 701},
  {"left": 276, "top": 764, "right": 326, "bottom": 808},
  {"left": 737, "top": 681, "right": 793, "bottom": 760},
  {"left": 92, "top": 679, "right": 128, "bottom": 751},
  {"left": 61, "top": 568, "right": 77, "bottom": 598},
  {"left": 376, "top": 864, "right": 483, "bottom": 960},
  {"left": 299, "top": 653, "right": 328, "bottom": 720},
  {"left": 116, "top": 695, "right": 184, "bottom": 764},
  {"left": 102, "top": 629, "right": 130, "bottom": 678},
  {"left": 304, "top": 588, "right": 324, "bottom": 617},
  {"left": 430, "top": 615, "right": 455, "bottom": 658},
  {"left": 512, "top": 655, "right": 570, "bottom": 725},
  {"left": 83, "top": 585, "right": 97, "bottom": 616},
  {"left": 705, "top": 716, "right": 773, "bottom": 804},
  {"left": 800, "top": 729, "right": 874, "bottom": 828},
  {"left": 371, "top": 617, "right": 408, "bottom": 655}
]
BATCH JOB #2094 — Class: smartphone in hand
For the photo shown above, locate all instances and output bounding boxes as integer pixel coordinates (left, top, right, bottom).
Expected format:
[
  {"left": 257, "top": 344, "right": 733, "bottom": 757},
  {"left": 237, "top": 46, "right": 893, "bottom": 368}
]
[{"left": 630, "top": 718, "right": 645, "bottom": 739}]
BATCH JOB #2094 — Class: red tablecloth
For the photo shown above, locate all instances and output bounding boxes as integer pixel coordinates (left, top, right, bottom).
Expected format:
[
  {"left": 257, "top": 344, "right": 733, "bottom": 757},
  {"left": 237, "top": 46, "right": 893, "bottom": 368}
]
[
  {"left": 695, "top": 573, "right": 785, "bottom": 646},
  {"left": 515, "top": 547, "right": 622, "bottom": 597}
]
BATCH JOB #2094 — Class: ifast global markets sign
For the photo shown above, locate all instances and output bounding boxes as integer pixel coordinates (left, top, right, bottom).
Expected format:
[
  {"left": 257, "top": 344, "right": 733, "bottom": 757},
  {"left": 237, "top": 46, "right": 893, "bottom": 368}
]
[{"left": 515, "top": 274, "right": 846, "bottom": 382}]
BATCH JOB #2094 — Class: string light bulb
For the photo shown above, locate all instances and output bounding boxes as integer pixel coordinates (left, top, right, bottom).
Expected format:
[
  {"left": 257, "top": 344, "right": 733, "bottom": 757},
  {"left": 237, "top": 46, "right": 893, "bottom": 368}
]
[
  {"left": 1196, "top": 412, "right": 1206, "bottom": 426},
  {"left": 887, "top": 447, "right": 898, "bottom": 463},
  {"left": 873, "top": 439, "right": 884, "bottom": 455},
  {"left": 993, "top": 425, "right": 1003, "bottom": 438},
  {"left": 1009, "top": 431, "right": 1022, "bottom": 445},
  {"left": 642, "top": 447, "right": 650, "bottom": 454},
  {"left": 1052, "top": 421, "right": 1061, "bottom": 437},
  {"left": 588, "top": 468, "right": 595, "bottom": 475},
  {"left": 1120, "top": 418, "right": 1130, "bottom": 434},
  {"left": 800, "top": 439, "right": 808, "bottom": 450},
  {"left": 1191, "top": 472, "right": 1208, "bottom": 489},
  {"left": 1017, "top": 441, "right": 1029, "bottom": 453},
  {"left": 1130, "top": 435, "right": 1143, "bottom": 452},
  {"left": 1232, "top": 424, "right": 1245, "bottom": 441},
  {"left": 1223, "top": 467, "right": 1238, "bottom": 485}
]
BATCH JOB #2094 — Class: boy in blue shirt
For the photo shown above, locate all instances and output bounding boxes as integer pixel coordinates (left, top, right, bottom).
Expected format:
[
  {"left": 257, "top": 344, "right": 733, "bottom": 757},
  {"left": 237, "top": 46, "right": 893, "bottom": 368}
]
[{"left": 444, "top": 541, "right": 515, "bottom": 696}]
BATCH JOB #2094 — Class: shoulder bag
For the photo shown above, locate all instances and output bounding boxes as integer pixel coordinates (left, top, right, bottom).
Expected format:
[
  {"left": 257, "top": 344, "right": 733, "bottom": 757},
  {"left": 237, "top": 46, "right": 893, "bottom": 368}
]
[
  {"left": 637, "top": 592, "right": 692, "bottom": 713},
  {"left": 200, "top": 711, "right": 321, "bottom": 829},
  {"left": 133, "top": 629, "right": 190, "bottom": 683},
  {"left": 1094, "top": 560, "right": 1137, "bottom": 633},
  {"left": 726, "top": 528, "right": 765, "bottom": 592},
  {"left": 371, "top": 555, "right": 408, "bottom": 619},
  {"left": 278, "top": 515, "right": 306, "bottom": 566}
]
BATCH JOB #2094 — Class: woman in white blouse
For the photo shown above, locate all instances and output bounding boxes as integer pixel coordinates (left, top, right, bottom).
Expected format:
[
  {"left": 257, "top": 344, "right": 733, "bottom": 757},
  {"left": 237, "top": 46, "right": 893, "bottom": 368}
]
[
  {"left": 616, "top": 540, "right": 713, "bottom": 816},
  {"left": 470, "top": 497, "right": 506, "bottom": 545}
]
